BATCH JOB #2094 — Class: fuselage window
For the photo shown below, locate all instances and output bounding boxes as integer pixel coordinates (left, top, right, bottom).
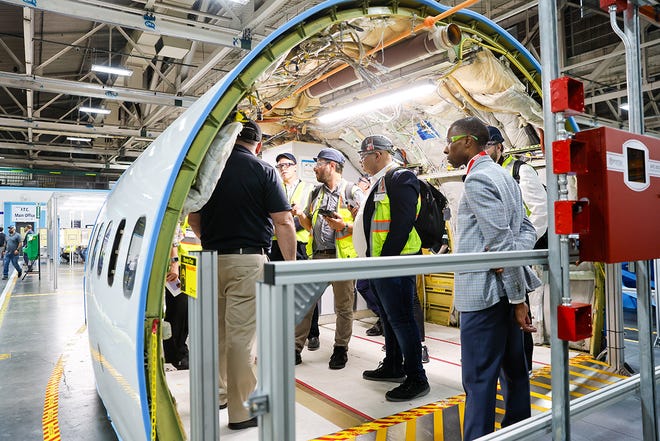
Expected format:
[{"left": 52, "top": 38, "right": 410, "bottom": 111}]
[
  {"left": 97, "top": 221, "right": 113, "bottom": 277},
  {"left": 123, "top": 217, "right": 146, "bottom": 298},
  {"left": 107, "top": 219, "right": 126, "bottom": 286},
  {"left": 89, "top": 222, "right": 104, "bottom": 270}
]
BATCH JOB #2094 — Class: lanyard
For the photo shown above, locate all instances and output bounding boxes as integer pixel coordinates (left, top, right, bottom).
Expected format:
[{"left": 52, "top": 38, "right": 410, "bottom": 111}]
[{"left": 466, "top": 151, "right": 487, "bottom": 175}]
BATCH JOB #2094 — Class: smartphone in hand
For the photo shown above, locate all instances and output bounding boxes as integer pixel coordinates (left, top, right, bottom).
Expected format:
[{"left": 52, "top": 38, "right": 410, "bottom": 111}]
[{"left": 318, "top": 208, "right": 335, "bottom": 217}]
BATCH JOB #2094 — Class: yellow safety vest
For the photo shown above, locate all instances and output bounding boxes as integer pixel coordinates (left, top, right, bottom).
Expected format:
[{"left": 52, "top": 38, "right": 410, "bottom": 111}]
[
  {"left": 273, "top": 180, "right": 312, "bottom": 249},
  {"left": 306, "top": 181, "right": 358, "bottom": 259},
  {"left": 369, "top": 178, "right": 421, "bottom": 257}
]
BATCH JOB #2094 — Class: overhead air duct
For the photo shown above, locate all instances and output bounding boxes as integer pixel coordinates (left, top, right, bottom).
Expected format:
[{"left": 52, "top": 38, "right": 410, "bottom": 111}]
[{"left": 307, "top": 24, "right": 461, "bottom": 98}]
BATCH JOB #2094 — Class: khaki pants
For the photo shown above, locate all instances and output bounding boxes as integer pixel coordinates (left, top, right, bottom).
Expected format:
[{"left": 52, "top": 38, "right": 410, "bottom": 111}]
[
  {"left": 216, "top": 253, "right": 267, "bottom": 423},
  {"left": 295, "top": 253, "right": 355, "bottom": 352}
]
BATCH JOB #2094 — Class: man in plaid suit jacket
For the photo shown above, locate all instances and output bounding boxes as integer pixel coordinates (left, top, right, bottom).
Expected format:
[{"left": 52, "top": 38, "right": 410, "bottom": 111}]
[{"left": 444, "top": 117, "right": 541, "bottom": 440}]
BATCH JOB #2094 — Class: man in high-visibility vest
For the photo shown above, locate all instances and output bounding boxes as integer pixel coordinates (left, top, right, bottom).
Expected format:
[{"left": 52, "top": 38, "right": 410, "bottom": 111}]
[
  {"left": 352, "top": 135, "right": 429, "bottom": 402},
  {"left": 271, "top": 152, "right": 321, "bottom": 351},
  {"left": 296, "top": 148, "right": 364, "bottom": 370}
]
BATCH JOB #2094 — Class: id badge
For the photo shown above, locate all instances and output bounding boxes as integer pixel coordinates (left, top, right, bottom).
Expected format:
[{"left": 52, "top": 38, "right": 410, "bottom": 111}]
[{"left": 374, "top": 192, "right": 386, "bottom": 201}]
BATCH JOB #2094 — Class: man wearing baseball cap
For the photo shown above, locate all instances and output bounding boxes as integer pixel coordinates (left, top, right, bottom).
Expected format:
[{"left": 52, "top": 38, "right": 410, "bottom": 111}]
[
  {"left": 188, "top": 118, "right": 296, "bottom": 430},
  {"left": 3, "top": 225, "right": 23, "bottom": 280},
  {"left": 352, "top": 135, "right": 430, "bottom": 401},
  {"left": 295, "top": 147, "right": 364, "bottom": 370}
]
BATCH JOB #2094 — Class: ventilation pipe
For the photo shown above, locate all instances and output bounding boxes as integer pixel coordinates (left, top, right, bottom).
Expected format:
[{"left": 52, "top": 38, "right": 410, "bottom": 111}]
[{"left": 307, "top": 24, "right": 461, "bottom": 98}]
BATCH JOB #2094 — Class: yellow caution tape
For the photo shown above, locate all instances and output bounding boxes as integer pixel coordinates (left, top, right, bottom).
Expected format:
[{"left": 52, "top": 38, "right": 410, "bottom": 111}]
[{"left": 150, "top": 319, "right": 159, "bottom": 441}]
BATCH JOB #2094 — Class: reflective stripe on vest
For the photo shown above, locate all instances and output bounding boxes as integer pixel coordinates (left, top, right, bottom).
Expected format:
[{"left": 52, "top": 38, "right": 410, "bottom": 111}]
[{"left": 369, "top": 178, "right": 421, "bottom": 257}]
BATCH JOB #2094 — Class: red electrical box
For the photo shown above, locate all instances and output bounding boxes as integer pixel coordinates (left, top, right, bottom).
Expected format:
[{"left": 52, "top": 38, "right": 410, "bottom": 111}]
[
  {"left": 550, "top": 77, "right": 585, "bottom": 115},
  {"left": 574, "top": 127, "right": 660, "bottom": 263},
  {"left": 558, "top": 303, "right": 592, "bottom": 341},
  {"left": 600, "top": 0, "right": 627, "bottom": 13}
]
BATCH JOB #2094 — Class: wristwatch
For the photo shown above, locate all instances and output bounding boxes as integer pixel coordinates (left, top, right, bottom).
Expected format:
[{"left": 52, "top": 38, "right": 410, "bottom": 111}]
[{"left": 171, "top": 257, "right": 179, "bottom": 263}]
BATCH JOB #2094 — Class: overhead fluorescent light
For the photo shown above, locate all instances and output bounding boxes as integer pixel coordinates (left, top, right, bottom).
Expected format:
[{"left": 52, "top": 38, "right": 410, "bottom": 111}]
[
  {"left": 91, "top": 64, "right": 133, "bottom": 77},
  {"left": 620, "top": 103, "right": 629, "bottom": 111},
  {"left": 228, "top": 0, "right": 250, "bottom": 4},
  {"left": 79, "top": 106, "right": 111, "bottom": 115},
  {"left": 67, "top": 136, "right": 92, "bottom": 142},
  {"left": 317, "top": 82, "right": 437, "bottom": 124}
]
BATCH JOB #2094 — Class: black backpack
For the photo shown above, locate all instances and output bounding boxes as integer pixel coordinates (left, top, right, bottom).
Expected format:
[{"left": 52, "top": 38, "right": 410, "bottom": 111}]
[{"left": 384, "top": 167, "right": 449, "bottom": 252}]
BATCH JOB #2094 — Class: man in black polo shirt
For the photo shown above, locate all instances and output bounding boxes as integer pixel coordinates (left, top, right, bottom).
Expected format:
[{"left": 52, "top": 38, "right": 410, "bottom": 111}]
[{"left": 188, "top": 119, "right": 296, "bottom": 431}]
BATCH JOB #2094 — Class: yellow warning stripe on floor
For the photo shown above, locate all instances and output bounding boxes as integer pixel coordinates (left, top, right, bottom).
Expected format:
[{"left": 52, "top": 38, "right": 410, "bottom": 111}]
[
  {"left": 311, "top": 397, "right": 465, "bottom": 440},
  {"left": 41, "top": 325, "right": 87, "bottom": 441},
  {"left": 314, "top": 354, "right": 628, "bottom": 440}
]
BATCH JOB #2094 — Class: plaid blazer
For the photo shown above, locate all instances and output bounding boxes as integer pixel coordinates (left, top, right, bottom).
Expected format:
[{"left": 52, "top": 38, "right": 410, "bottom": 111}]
[{"left": 454, "top": 155, "right": 540, "bottom": 312}]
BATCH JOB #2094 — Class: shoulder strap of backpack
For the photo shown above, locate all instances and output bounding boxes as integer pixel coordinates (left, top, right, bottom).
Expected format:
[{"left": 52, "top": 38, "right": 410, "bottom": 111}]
[
  {"left": 512, "top": 159, "right": 524, "bottom": 184},
  {"left": 383, "top": 166, "right": 405, "bottom": 194}
]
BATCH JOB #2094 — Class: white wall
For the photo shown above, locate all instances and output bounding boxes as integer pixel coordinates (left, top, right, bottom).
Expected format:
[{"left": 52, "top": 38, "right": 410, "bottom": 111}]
[{"left": 263, "top": 141, "right": 363, "bottom": 185}]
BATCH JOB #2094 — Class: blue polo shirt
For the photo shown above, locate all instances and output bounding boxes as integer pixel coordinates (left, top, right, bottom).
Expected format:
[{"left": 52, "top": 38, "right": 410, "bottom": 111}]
[{"left": 197, "top": 145, "right": 290, "bottom": 250}]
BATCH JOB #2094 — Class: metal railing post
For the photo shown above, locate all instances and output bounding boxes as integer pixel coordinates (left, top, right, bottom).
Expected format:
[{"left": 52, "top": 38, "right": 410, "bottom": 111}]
[
  {"left": 251, "top": 281, "right": 296, "bottom": 441},
  {"left": 189, "top": 250, "right": 219, "bottom": 440}
]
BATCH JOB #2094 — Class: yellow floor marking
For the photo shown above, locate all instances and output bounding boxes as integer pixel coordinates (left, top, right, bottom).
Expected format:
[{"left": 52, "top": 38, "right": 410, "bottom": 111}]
[
  {"left": 569, "top": 360, "right": 628, "bottom": 378},
  {"left": 405, "top": 419, "right": 416, "bottom": 441},
  {"left": 42, "top": 324, "right": 87, "bottom": 441},
  {"left": 0, "top": 353, "right": 11, "bottom": 360},
  {"left": 434, "top": 409, "right": 444, "bottom": 440},
  {"left": 531, "top": 402, "right": 549, "bottom": 412},
  {"left": 568, "top": 368, "right": 618, "bottom": 384},
  {"left": 13, "top": 292, "right": 80, "bottom": 298},
  {"left": 375, "top": 428, "right": 387, "bottom": 441}
]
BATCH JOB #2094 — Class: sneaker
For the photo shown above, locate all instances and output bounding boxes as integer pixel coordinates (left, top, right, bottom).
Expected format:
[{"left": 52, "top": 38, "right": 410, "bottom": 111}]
[
  {"left": 328, "top": 346, "right": 348, "bottom": 370},
  {"left": 385, "top": 378, "right": 430, "bottom": 402},
  {"left": 421, "top": 345, "right": 429, "bottom": 364},
  {"left": 2, "top": 276, "right": 7, "bottom": 280},
  {"left": 228, "top": 417, "right": 257, "bottom": 430},
  {"left": 174, "top": 357, "right": 189, "bottom": 370},
  {"left": 366, "top": 319, "right": 382, "bottom": 336},
  {"left": 307, "top": 336, "right": 320, "bottom": 351},
  {"left": 295, "top": 350, "right": 302, "bottom": 365},
  {"left": 362, "top": 362, "right": 405, "bottom": 383},
  {"left": 17, "top": 271, "right": 22, "bottom": 278}
]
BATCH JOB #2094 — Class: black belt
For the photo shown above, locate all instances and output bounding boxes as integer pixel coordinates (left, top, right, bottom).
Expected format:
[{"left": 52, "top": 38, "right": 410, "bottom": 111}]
[
  {"left": 218, "top": 247, "right": 265, "bottom": 255},
  {"left": 314, "top": 249, "right": 336, "bottom": 256}
]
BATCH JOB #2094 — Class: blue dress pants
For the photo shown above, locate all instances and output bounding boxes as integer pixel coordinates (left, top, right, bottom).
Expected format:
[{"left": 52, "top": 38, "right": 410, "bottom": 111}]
[
  {"left": 460, "top": 297, "right": 531, "bottom": 441},
  {"left": 370, "top": 276, "right": 426, "bottom": 381}
]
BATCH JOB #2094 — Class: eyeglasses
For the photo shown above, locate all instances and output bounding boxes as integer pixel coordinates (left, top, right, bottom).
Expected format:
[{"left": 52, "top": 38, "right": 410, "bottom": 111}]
[
  {"left": 275, "top": 162, "right": 296, "bottom": 170},
  {"left": 314, "top": 159, "right": 330, "bottom": 167},
  {"left": 446, "top": 134, "right": 478, "bottom": 145},
  {"left": 358, "top": 150, "right": 378, "bottom": 158}
]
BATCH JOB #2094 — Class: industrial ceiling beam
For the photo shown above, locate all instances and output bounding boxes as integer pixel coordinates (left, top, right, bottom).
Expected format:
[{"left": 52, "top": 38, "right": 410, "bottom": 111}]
[
  {"left": 584, "top": 80, "right": 660, "bottom": 105},
  {"left": 0, "top": 71, "right": 196, "bottom": 107},
  {"left": 0, "top": 141, "right": 142, "bottom": 157},
  {"left": 0, "top": 0, "right": 248, "bottom": 49},
  {"left": 0, "top": 116, "right": 162, "bottom": 138}
]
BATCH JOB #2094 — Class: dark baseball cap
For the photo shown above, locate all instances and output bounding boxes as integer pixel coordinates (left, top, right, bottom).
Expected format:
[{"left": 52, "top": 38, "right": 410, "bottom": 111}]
[
  {"left": 238, "top": 119, "right": 262, "bottom": 142},
  {"left": 487, "top": 126, "right": 505, "bottom": 144},
  {"left": 360, "top": 135, "right": 394, "bottom": 153},
  {"left": 314, "top": 148, "right": 345, "bottom": 164},
  {"left": 276, "top": 152, "right": 297, "bottom": 164}
]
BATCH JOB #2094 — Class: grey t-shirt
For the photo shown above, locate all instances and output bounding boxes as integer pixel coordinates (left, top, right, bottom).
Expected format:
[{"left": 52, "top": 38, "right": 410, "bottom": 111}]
[
  {"left": 304, "top": 179, "right": 364, "bottom": 252},
  {"left": 5, "top": 232, "right": 22, "bottom": 253}
]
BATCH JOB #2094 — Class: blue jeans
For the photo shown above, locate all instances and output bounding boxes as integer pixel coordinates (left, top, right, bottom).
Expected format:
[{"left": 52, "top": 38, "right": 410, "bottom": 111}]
[
  {"left": 3, "top": 252, "right": 21, "bottom": 277},
  {"left": 370, "top": 276, "right": 426, "bottom": 381}
]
